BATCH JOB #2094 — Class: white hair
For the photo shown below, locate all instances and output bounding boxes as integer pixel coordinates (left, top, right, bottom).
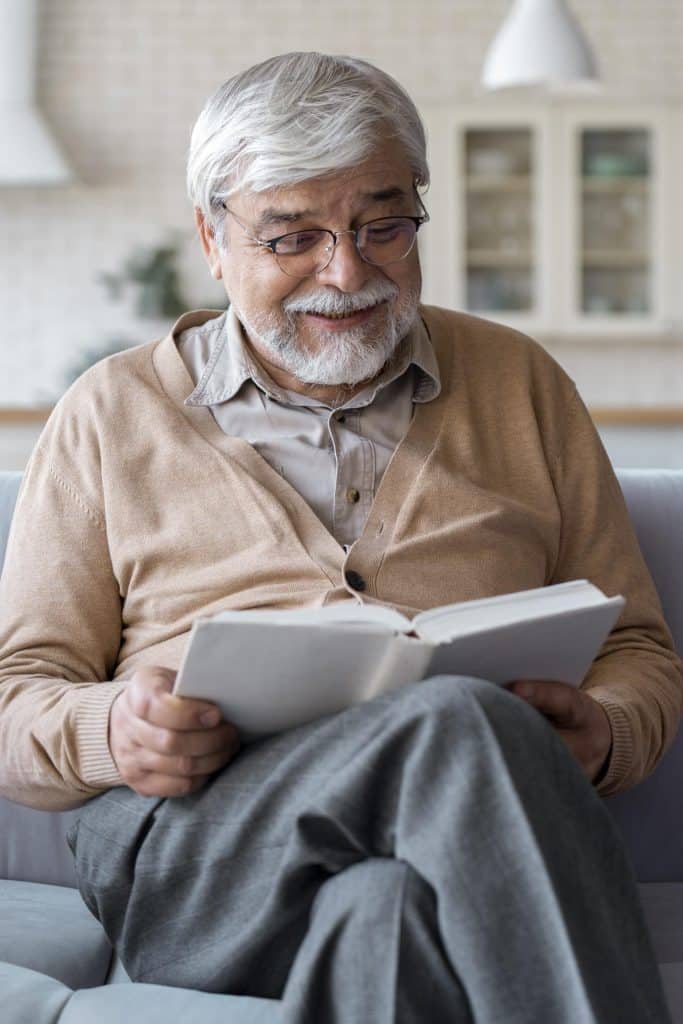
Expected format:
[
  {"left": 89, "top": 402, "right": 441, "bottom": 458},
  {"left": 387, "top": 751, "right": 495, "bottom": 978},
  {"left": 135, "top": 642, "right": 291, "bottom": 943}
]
[{"left": 186, "top": 52, "right": 429, "bottom": 237}]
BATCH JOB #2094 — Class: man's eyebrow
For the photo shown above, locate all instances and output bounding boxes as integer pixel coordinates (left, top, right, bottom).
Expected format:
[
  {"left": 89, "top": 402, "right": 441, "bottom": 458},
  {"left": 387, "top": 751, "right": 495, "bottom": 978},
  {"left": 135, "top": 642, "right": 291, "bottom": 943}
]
[
  {"left": 253, "top": 187, "right": 411, "bottom": 234},
  {"left": 361, "top": 186, "right": 411, "bottom": 204},
  {"left": 254, "top": 208, "right": 316, "bottom": 233}
]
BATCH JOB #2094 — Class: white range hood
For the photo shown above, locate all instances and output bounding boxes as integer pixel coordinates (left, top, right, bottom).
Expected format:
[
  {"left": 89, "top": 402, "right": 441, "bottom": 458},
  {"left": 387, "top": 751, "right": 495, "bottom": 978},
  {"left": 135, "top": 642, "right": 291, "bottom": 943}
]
[{"left": 0, "top": 0, "right": 72, "bottom": 185}]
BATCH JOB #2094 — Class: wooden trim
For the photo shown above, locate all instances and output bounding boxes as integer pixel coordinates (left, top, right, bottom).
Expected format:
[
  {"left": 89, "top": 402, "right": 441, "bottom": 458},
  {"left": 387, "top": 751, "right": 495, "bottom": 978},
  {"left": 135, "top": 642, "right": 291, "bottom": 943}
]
[
  {"left": 0, "top": 405, "right": 682, "bottom": 427},
  {"left": 0, "top": 407, "right": 53, "bottom": 424},
  {"left": 589, "top": 407, "right": 683, "bottom": 425}
]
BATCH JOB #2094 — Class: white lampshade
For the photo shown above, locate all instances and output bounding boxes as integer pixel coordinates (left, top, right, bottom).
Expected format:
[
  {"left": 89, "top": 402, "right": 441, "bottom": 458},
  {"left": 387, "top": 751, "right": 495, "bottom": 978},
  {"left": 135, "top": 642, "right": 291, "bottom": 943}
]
[{"left": 482, "top": 0, "right": 599, "bottom": 91}]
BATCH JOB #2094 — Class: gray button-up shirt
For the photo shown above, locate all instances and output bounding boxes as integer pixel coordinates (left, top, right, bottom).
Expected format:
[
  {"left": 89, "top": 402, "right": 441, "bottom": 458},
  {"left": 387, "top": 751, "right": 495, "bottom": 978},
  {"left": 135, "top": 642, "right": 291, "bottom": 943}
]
[{"left": 178, "top": 306, "right": 441, "bottom": 549}]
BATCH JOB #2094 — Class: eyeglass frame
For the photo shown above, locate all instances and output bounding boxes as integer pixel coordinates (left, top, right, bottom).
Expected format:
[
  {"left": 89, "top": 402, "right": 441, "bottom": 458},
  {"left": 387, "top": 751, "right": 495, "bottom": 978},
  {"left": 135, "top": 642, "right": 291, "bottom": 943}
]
[{"left": 214, "top": 190, "right": 430, "bottom": 278}]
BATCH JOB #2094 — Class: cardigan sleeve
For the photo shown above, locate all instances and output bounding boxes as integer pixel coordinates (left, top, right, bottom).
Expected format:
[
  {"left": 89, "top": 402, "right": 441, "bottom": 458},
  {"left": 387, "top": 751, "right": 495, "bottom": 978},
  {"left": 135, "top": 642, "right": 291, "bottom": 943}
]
[
  {"left": 550, "top": 386, "right": 683, "bottom": 796},
  {"left": 0, "top": 439, "right": 127, "bottom": 810}
]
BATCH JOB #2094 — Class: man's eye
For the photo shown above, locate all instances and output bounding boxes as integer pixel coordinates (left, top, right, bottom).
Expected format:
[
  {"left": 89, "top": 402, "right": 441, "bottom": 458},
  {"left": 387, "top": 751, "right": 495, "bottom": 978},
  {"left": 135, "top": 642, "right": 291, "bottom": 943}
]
[
  {"left": 365, "top": 220, "right": 405, "bottom": 242},
  {"left": 276, "top": 231, "right": 325, "bottom": 255}
]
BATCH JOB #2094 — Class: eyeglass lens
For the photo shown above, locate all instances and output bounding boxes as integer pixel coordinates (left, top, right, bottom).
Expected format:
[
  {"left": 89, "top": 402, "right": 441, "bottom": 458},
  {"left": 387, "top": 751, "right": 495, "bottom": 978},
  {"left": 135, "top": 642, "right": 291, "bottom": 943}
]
[{"left": 273, "top": 218, "right": 419, "bottom": 277}]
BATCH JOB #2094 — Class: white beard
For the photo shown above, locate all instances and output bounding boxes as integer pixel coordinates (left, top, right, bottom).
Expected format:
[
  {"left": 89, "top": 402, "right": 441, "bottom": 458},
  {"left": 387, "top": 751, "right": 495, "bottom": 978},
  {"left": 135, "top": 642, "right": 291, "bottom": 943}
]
[{"left": 232, "top": 281, "right": 421, "bottom": 387}]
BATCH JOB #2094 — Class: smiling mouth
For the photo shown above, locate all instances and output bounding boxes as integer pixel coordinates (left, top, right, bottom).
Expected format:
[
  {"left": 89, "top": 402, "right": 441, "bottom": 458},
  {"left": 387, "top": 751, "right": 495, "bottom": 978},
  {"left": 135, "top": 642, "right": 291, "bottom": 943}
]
[{"left": 305, "top": 301, "right": 386, "bottom": 322}]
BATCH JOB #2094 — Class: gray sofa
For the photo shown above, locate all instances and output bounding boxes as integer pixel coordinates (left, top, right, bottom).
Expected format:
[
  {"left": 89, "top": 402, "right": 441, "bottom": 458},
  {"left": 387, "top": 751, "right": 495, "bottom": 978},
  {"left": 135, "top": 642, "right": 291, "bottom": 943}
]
[{"left": 1, "top": 467, "right": 683, "bottom": 1022}]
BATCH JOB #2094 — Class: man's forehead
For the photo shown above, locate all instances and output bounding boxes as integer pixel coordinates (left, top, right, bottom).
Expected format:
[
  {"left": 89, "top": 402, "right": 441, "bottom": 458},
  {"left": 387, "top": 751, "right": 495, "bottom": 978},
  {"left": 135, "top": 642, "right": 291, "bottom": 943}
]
[
  {"left": 239, "top": 143, "right": 414, "bottom": 226},
  {"left": 248, "top": 185, "right": 410, "bottom": 233}
]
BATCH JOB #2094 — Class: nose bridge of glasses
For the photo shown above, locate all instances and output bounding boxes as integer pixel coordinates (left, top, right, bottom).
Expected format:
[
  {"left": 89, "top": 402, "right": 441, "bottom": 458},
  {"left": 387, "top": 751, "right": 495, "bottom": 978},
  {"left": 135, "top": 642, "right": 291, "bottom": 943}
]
[
  {"left": 322, "top": 226, "right": 359, "bottom": 251},
  {"left": 318, "top": 226, "right": 364, "bottom": 263},
  {"left": 339, "top": 226, "right": 375, "bottom": 262}
]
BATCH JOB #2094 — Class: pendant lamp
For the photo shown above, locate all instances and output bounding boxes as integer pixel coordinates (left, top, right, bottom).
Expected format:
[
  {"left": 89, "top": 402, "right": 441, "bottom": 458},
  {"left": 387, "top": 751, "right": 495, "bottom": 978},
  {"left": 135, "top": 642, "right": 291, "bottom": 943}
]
[
  {"left": 0, "top": 0, "right": 73, "bottom": 185},
  {"left": 482, "top": 0, "right": 599, "bottom": 91}
]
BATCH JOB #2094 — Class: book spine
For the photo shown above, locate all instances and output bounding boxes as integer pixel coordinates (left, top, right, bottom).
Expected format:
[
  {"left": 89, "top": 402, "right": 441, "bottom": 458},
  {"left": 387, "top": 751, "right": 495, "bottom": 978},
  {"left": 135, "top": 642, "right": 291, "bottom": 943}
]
[{"left": 363, "top": 636, "right": 433, "bottom": 701}]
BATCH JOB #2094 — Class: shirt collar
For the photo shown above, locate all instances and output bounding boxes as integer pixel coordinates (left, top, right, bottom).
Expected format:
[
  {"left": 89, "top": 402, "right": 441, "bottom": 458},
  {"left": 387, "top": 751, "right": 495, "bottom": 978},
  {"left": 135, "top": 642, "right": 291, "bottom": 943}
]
[{"left": 184, "top": 304, "right": 441, "bottom": 410}]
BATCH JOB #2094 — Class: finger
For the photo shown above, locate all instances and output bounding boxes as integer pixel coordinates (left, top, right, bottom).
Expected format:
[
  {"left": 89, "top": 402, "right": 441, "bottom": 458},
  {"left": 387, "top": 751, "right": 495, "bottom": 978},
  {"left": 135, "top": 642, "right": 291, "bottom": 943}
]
[
  {"left": 129, "top": 742, "right": 238, "bottom": 780},
  {"left": 511, "top": 680, "right": 585, "bottom": 728},
  {"left": 127, "top": 678, "right": 224, "bottom": 731},
  {"left": 129, "top": 716, "right": 239, "bottom": 759}
]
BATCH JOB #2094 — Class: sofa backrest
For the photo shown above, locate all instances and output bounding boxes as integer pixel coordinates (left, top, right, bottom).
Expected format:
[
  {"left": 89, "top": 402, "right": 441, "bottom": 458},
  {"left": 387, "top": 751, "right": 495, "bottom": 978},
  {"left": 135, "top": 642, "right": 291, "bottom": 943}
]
[
  {"left": 602, "top": 470, "right": 683, "bottom": 881},
  {"left": 0, "top": 472, "right": 82, "bottom": 886},
  {"left": 0, "top": 468, "right": 682, "bottom": 884},
  {"left": 0, "top": 471, "right": 21, "bottom": 570}
]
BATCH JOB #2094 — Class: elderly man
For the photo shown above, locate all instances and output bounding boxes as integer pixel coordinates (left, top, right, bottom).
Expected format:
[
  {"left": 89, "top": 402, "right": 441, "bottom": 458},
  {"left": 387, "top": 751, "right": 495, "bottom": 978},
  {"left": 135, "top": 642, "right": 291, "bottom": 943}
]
[{"left": 0, "top": 52, "right": 679, "bottom": 1023}]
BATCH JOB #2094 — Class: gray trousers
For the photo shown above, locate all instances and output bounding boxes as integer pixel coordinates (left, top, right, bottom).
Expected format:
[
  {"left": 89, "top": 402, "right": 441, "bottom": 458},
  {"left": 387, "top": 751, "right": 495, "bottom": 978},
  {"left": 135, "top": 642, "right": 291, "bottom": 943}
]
[{"left": 67, "top": 676, "right": 671, "bottom": 1023}]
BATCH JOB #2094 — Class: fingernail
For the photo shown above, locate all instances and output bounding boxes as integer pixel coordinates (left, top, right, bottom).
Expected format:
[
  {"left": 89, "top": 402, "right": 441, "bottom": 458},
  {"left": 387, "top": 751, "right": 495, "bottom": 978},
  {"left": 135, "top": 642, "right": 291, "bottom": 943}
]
[{"left": 200, "top": 709, "right": 220, "bottom": 727}]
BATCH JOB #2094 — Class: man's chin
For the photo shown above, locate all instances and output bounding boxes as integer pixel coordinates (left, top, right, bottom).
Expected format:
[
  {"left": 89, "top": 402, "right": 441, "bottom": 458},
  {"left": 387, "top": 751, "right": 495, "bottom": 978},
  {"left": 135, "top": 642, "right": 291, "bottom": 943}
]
[{"left": 288, "top": 350, "right": 395, "bottom": 388}]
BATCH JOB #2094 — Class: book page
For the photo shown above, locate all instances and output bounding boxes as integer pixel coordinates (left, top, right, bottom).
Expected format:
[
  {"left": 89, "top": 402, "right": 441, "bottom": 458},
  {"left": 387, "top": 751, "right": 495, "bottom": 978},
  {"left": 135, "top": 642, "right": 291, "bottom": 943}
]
[
  {"left": 412, "top": 580, "right": 607, "bottom": 644},
  {"left": 174, "top": 619, "right": 421, "bottom": 741},
  {"left": 425, "top": 597, "right": 625, "bottom": 686},
  {"left": 211, "top": 601, "right": 411, "bottom": 633}
]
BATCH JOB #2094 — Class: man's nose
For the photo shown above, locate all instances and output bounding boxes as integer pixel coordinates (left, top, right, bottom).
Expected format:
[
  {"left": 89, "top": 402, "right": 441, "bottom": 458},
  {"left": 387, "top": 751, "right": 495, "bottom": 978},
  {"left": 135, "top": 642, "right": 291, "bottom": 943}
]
[{"left": 314, "top": 231, "right": 373, "bottom": 292}]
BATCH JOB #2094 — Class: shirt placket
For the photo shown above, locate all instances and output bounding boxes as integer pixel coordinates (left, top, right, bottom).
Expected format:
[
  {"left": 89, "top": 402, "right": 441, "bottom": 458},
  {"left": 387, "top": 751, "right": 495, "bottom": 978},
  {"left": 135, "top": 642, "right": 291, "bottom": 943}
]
[{"left": 330, "top": 408, "right": 375, "bottom": 549}]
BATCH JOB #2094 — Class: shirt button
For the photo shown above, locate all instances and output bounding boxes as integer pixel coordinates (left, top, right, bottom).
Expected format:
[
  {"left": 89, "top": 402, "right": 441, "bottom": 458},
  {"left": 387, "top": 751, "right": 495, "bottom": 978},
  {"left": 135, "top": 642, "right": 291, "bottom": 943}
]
[
  {"left": 345, "top": 569, "right": 366, "bottom": 592},
  {"left": 346, "top": 487, "right": 360, "bottom": 504}
]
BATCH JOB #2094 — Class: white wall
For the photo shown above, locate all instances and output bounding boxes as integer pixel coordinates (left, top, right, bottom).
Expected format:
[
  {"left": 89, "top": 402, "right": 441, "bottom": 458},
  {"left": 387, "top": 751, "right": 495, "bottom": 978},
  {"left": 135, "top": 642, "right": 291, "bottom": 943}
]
[{"left": 0, "top": 0, "right": 682, "bottom": 408}]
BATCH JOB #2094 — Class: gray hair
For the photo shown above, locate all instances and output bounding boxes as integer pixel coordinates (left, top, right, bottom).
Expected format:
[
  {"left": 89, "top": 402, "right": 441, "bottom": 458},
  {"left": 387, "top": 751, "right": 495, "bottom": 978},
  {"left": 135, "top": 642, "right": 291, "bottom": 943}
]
[{"left": 186, "top": 52, "right": 429, "bottom": 239}]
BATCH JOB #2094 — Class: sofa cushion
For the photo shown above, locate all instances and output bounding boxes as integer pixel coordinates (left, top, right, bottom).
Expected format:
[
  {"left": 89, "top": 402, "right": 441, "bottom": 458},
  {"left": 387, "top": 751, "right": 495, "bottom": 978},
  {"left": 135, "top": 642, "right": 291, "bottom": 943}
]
[
  {"left": 59, "top": 979, "right": 282, "bottom": 1024},
  {"left": 0, "top": 879, "right": 112, "bottom": 989},
  {"left": 639, "top": 883, "right": 683, "bottom": 964},
  {"left": 635, "top": 884, "right": 683, "bottom": 1020},
  {"left": 0, "top": 960, "right": 283, "bottom": 1024},
  {"left": 659, "top": 965, "right": 683, "bottom": 1024},
  {"left": 1, "top": 961, "right": 72, "bottom": 1024}
]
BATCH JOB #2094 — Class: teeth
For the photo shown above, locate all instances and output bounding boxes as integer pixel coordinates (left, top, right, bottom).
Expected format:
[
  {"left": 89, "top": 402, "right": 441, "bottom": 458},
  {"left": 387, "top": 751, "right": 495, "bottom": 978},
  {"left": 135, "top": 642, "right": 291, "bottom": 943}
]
[{"left": 310, "top": 303, "right": 379, "bottom": 319}]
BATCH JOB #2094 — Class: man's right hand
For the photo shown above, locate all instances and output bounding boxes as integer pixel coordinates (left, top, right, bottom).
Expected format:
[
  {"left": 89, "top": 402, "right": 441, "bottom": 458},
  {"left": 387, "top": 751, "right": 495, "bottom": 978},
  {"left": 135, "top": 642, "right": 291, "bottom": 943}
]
[{"left": 108, "top": 665, "right": 240, "bottom": 797}]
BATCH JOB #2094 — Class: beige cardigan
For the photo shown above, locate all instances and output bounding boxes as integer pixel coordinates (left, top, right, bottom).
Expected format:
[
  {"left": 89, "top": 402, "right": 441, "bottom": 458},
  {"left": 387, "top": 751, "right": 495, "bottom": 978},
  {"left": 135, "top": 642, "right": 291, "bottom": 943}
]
[{"left": 0, "top": 305, "right": 680, "bottom": 809}]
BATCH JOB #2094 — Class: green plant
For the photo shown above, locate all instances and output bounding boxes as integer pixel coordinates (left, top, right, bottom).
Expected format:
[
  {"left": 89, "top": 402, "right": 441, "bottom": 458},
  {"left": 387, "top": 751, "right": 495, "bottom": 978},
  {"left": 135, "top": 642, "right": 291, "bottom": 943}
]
[
  {"left": 99, "top": 236, "right": 190, "bottom": 319},
  {"left": 62, "top": 236, "right": 227, "bottom": 390}
]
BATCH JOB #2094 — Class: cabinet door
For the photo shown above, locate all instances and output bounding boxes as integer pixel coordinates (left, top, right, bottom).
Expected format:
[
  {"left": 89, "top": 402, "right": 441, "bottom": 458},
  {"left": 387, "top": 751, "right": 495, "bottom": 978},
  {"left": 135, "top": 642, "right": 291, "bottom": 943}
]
[
  {"left": 464, "top": 127, "right": 535, "bottom": 315},
  {"left": 419, "top": 104, "right": 551, "bottom": 332},
  {"left": 558, "top": 105, "right": 671, "bottom": 332}
]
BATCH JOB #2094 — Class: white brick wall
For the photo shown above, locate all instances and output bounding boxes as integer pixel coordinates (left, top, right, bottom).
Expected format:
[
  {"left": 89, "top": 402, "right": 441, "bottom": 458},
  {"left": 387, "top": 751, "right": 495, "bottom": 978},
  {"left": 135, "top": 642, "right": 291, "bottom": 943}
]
[{"left": 1, "top": 0, "right": 682, "bottom": 406}]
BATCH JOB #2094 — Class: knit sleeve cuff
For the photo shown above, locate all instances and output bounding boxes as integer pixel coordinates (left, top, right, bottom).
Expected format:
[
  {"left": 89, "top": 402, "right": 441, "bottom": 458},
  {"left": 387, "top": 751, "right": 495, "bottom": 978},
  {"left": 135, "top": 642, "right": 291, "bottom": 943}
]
[
  {"left": 73, "top": 681, "right": 129, "bottom": 790},
  {"left": 587, "top": 692, "right": 633, "bottom": 797}
]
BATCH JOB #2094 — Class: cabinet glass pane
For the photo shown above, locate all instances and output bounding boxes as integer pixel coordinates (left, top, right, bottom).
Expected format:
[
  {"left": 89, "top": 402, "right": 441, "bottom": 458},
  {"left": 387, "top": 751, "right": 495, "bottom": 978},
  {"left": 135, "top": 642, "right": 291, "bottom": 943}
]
[
  {"left": 580, "top": 129, "right": 651, "bottom": 315},
  {"left": 464, "top": 129, "right": 534, "bottom": 314}
]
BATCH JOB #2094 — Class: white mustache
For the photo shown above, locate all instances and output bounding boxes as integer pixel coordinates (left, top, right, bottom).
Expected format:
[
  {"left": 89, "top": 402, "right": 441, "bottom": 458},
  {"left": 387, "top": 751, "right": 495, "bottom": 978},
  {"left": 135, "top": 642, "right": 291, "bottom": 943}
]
[{"left": 283, "top": 283, "right": 398, "bottom": 318}]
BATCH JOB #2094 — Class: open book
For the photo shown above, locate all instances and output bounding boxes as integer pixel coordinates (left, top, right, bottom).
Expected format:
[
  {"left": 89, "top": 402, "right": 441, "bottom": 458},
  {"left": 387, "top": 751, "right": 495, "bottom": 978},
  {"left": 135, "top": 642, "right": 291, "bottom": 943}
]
[{"left": 173, "top": 580, "right": 625, "bottom": 741}]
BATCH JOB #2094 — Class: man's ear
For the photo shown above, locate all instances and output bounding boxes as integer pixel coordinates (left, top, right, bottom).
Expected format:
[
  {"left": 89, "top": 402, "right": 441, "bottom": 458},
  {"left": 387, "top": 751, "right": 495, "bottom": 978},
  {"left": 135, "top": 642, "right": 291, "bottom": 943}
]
[{"left": 194, "top": 207, "right": 224, "bottom": 281}]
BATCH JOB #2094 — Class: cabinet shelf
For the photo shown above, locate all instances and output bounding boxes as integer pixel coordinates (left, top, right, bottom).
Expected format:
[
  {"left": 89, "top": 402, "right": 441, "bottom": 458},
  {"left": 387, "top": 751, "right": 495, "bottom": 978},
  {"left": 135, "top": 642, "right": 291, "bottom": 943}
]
[
  {"left": 466, "top": 175, "right": 532, "bottom": 192},
  {"left": 582, "top": 250, "right": 649, "bottom": 268},
  {"left": 581, "top": 177, "right": 649, "bottom": 193},
  {"left": 467, "top": 249, "right": 532, "bottom": 268}
]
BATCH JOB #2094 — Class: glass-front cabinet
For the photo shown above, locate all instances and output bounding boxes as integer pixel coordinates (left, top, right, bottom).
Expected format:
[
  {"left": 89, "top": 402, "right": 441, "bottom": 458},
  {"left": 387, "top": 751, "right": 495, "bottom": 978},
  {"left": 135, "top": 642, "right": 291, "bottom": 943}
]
[
  {"left": 464, "top": 128, "right": 535, "bottom": 315},
  {"left": 579, "top": 128, "right": 651, "bottom": 316},
  {"left": 419, "top": 102, "right": 673, "bottom": 336},
  {"left": 560, "top": 105, "right": 672, "bottom": 333}
]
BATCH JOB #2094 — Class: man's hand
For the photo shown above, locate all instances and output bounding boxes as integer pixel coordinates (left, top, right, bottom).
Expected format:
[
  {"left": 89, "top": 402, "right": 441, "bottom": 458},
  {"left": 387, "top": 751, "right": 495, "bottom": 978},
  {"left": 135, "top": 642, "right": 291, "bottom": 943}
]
[
  {"left": 508, "top": 680, "right": 612, "bottom": 784},
  {"left": 108, "top": 665, "right": 240, "bottom": 798}
]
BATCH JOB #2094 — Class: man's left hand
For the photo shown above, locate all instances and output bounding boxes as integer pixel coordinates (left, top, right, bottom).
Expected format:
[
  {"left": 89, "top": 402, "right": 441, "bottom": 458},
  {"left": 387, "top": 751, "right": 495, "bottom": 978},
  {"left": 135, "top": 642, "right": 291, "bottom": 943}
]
[{"left": 508, "top": 680, "right": 612, "bottom": 784}]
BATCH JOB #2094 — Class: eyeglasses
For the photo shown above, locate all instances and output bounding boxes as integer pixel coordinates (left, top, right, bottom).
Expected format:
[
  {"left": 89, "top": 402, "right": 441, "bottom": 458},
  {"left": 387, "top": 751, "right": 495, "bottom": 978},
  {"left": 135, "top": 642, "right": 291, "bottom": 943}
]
[{"left": 217, "top": 198, "right": 429, "bottom": 279}]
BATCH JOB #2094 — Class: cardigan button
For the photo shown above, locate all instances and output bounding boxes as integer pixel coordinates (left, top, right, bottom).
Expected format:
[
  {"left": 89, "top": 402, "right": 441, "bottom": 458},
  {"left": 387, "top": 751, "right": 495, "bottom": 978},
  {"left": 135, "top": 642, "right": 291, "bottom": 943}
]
[{"left": 345, "top": 569, "right": 366, "bottom": 592}]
